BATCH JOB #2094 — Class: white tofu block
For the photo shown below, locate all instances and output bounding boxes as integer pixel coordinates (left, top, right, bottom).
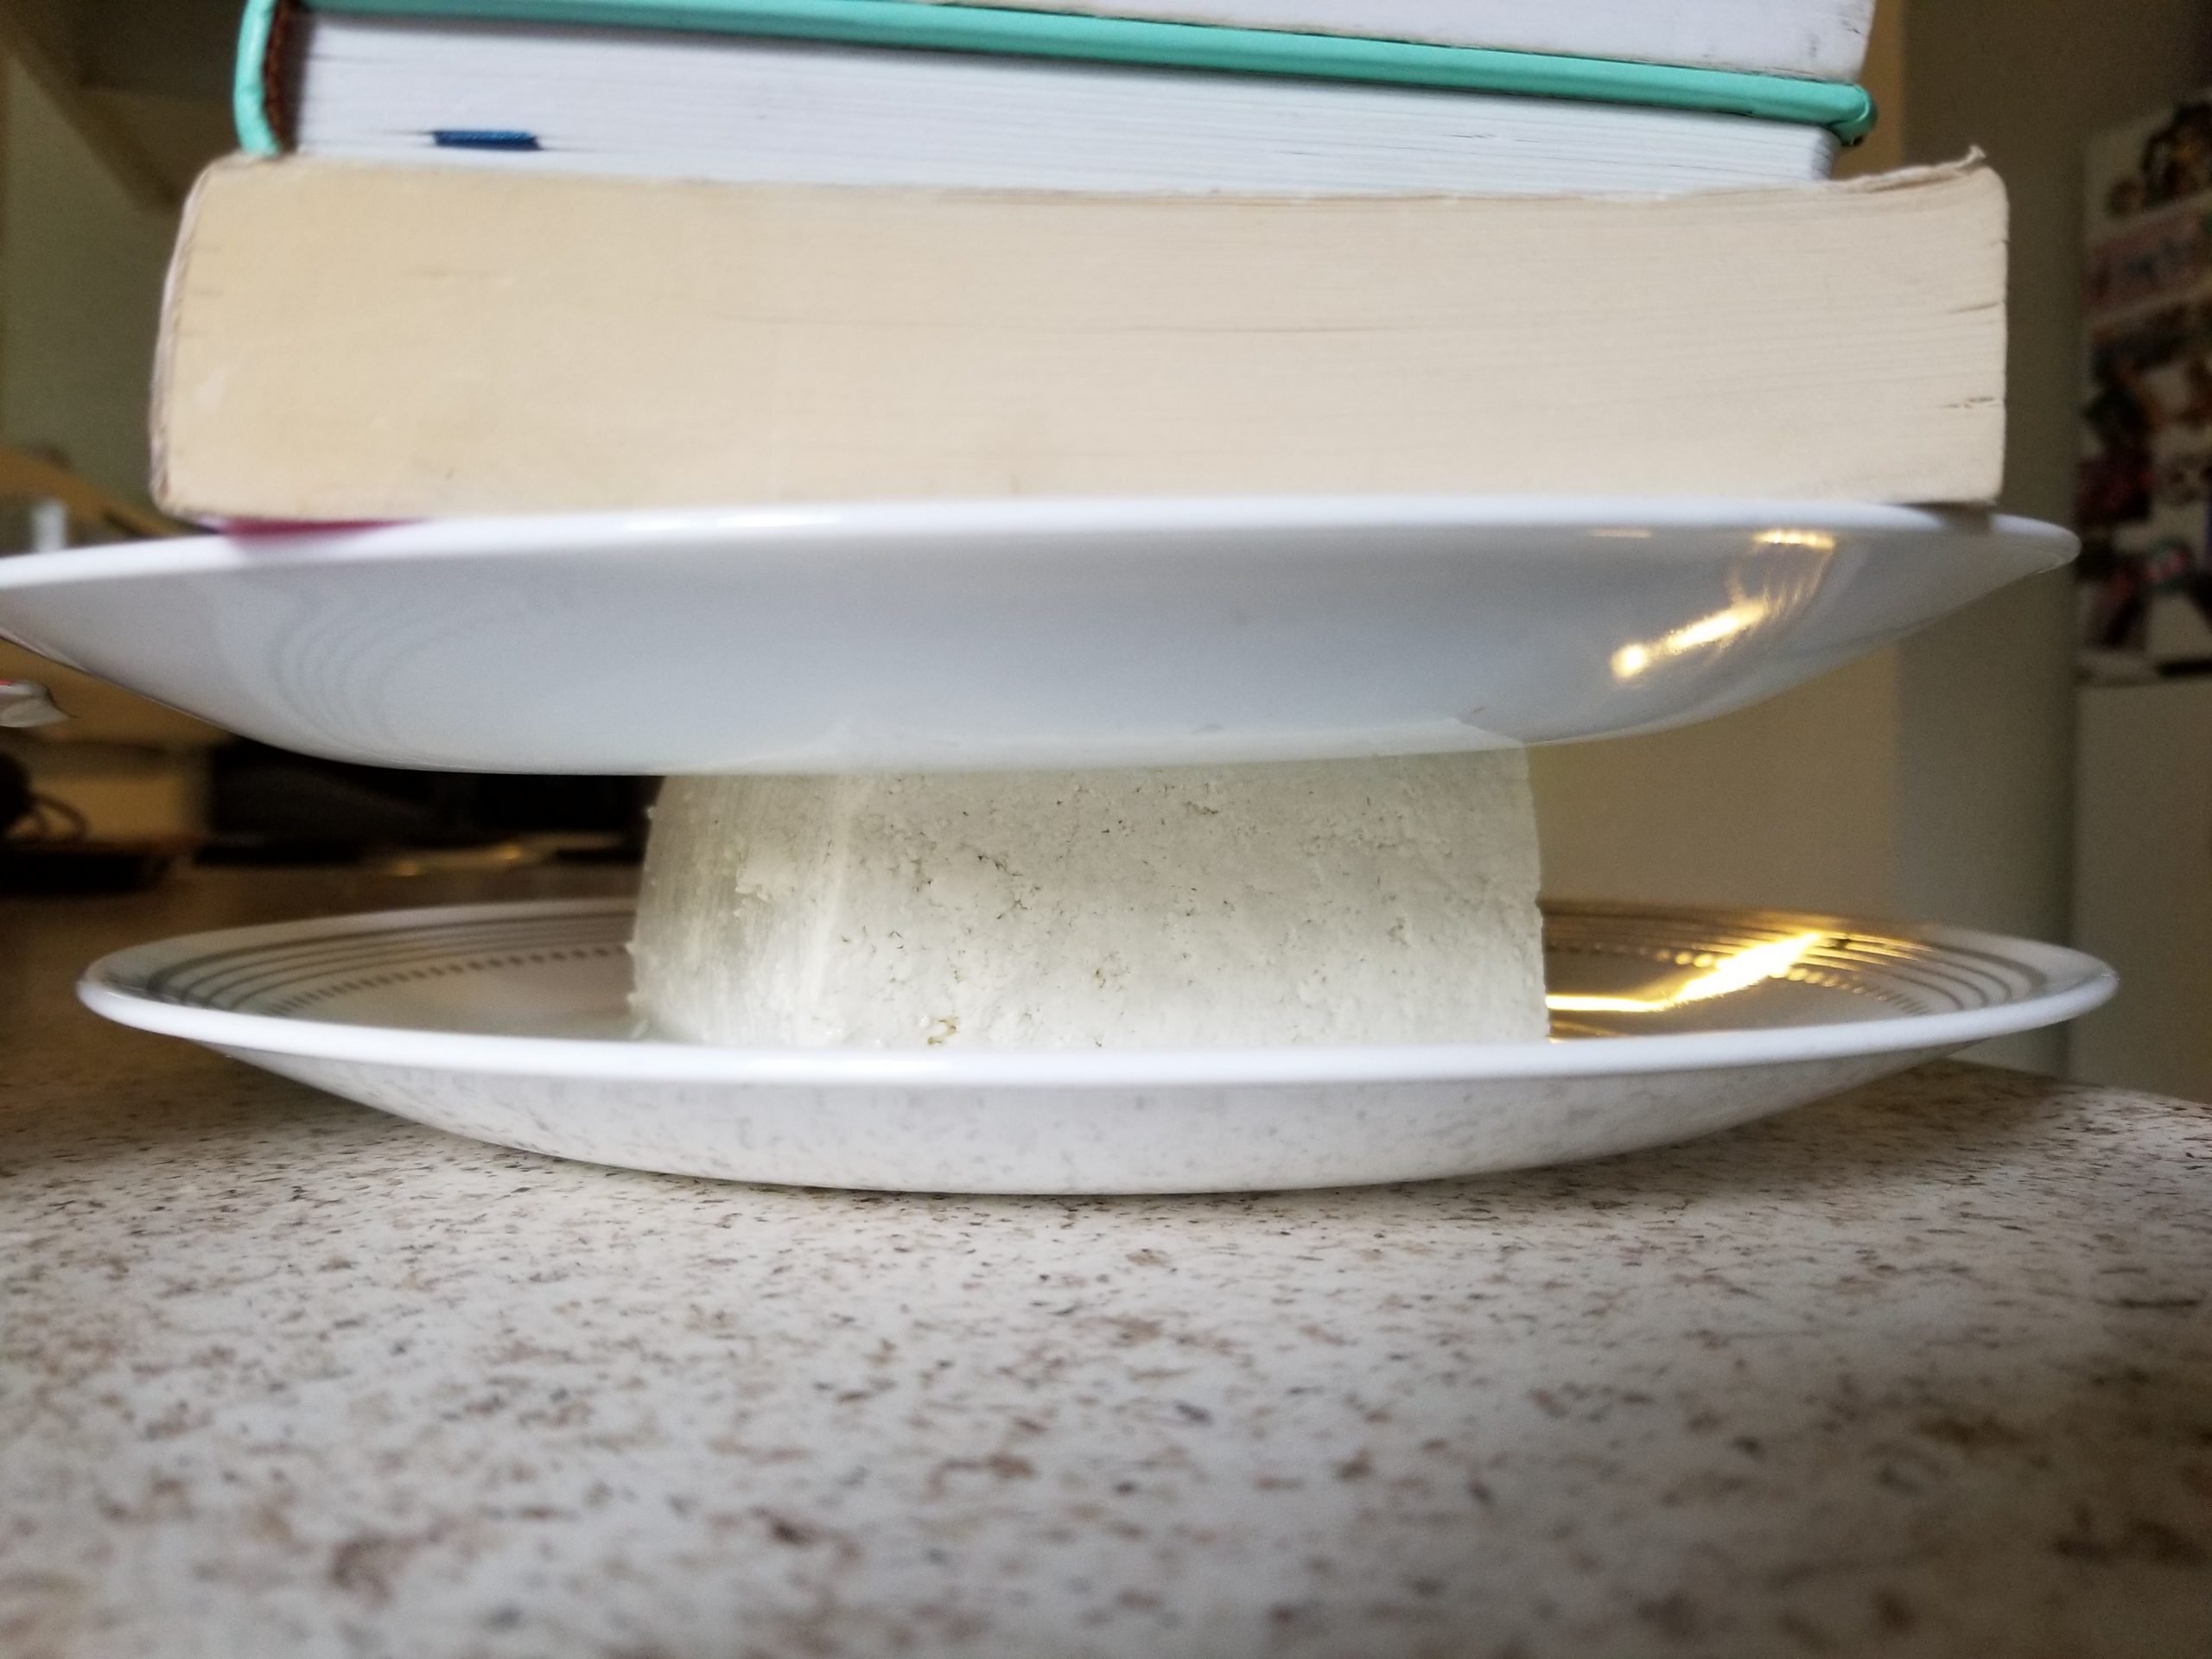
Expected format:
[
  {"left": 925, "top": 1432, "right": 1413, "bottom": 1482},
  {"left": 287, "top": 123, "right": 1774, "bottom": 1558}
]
[{"left": 632, "top": 754, "right": 1545, "bottom": 1047}]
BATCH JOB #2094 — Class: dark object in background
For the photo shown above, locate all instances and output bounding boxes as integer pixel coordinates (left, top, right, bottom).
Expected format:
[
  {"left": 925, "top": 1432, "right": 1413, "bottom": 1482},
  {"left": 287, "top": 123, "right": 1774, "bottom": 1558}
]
[
  {"left": 202, "top": 741, "right": 650, "bottom": 864},
  {"left": 0, "top": 839, "right": 193, "bottom": 895},
  {"left": 0, "top": 751, "right": 30, "bottom": 838},
  {"left": 0, "top": 751, "right": 194, "bottom": 895}
]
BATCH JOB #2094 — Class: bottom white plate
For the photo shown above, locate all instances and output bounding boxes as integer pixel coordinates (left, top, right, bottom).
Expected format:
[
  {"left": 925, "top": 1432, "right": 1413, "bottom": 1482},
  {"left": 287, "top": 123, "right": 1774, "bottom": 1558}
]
[{"left": 79, "top": 899, "right": 2116, "bottom": 1194}]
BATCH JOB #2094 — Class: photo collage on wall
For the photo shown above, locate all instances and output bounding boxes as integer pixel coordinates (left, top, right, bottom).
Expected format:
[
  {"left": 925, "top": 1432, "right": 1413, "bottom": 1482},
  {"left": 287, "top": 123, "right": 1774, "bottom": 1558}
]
[{"left": 2079, "top": 92, "right": 2212, "bottom": 677}]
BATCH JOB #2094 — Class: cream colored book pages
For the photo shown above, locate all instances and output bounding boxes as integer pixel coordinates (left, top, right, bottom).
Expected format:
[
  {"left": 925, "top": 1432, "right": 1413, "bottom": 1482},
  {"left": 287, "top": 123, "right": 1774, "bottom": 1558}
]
[
  {"left": 914, "top": 0, "right": 1878, "bottom": 80},
  {"left": 153, "top": 157, "right": 2005, "bottom": 521}
]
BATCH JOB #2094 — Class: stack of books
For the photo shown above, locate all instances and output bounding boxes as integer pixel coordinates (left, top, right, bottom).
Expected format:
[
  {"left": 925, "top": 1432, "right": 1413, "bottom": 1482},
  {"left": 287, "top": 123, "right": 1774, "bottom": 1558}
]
[{"left": 151, "top": 0, "right": 2005, "bottom": 522}]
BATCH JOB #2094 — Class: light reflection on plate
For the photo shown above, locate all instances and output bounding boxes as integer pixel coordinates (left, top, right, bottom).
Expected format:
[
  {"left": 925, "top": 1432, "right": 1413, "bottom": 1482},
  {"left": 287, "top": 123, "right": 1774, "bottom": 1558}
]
[
  {"left": 78, "top": 897, "right": 2115, "bottom": 1194},
  {"left": 0, "top": 498, "right": 2071, "bottom": 773}
]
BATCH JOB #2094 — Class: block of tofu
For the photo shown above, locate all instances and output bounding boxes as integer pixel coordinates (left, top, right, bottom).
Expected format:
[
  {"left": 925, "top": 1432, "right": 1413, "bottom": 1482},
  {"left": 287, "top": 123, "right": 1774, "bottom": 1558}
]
[{"left": 632, "top": 754, "right": 1545, "bottom": 1047}]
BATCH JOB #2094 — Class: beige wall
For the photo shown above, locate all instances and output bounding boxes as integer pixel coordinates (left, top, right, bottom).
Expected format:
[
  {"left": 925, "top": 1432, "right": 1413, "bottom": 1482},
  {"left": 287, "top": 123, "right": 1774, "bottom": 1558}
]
[
  {"left": 1897, "top": 0, "right": 2212, "bottom": 947},
  {"left": 1839, "top": 0, "right": 1906, "bottom": 178},
  {"left": 0, "top": 60, "right": 177, "bottom": 505},
  {"left": 1898, "top": 0, "right": 2212, "bottom": 1065},
  {"left": 1532, "top": 654, "right": 1904, "bottom": 918},
  {"left": 0, "top": 60, "right": 202, "bottom": 836},
  {"left": 1530, "top": 0, "right": 1910, "bottom": 925},
  {"left": 1535, "top": 0, "right": 2212, "bottom": 1072},
  {"left": 2071, "top": 680, "right": 2212, "bottom": 1098}
]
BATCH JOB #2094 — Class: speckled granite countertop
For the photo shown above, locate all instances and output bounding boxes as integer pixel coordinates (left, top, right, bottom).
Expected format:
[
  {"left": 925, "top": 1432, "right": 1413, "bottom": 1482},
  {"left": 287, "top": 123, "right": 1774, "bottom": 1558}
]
[{"left": 3, "top": 868, "right": 2209, "bottom": 1659}]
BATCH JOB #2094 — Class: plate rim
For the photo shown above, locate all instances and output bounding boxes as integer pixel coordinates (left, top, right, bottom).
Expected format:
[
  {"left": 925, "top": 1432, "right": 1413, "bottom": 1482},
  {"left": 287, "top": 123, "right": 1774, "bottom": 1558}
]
[
  {"left": 0, "top": 495, "right": 2075, "bottom": 590},
  {"left": 78, "top": 896, "right": 2118, "bottom": 1087}
]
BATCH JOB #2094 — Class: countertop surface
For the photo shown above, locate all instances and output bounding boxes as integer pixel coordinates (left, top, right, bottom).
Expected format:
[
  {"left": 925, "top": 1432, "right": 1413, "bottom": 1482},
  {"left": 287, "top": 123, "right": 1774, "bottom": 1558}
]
[{"left": 3, "top": 867, "right": 2209, "bottom": 1659}]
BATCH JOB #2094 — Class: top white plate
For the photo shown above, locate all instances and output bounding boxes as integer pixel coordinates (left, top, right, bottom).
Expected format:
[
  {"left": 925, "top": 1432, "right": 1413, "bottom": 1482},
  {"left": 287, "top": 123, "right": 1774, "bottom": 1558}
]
[{"left": 0, "top": 498, "right": 2072, "bottom": 774}]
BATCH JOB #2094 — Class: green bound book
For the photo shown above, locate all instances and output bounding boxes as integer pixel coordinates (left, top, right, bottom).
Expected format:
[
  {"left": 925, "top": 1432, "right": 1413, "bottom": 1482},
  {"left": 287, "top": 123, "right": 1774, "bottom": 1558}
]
[{"left": 236, "top": 0, "right": 1875, "bottom": 196}]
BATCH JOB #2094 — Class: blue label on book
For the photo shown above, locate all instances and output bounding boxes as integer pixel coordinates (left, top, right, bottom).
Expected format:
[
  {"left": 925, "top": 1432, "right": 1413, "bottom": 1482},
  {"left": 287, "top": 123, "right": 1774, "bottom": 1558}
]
[{"left": 431, "top": 129, "right": 543, "bottom": 150}]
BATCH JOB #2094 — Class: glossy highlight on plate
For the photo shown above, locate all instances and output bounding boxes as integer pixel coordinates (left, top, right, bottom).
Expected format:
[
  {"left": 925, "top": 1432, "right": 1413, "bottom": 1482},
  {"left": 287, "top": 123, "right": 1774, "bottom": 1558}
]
[
  {"left": 79, "top": 897, "right": 2116, "bottom": 1193},
  {"left": 0, "top": 497, "right": 2074, "bottom": 774}
]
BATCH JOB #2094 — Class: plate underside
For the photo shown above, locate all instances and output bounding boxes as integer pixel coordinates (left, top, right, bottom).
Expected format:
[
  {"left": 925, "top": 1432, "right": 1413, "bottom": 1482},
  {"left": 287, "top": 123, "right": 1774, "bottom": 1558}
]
[{"left": 0, "top": 498, "right": 2073, "bottom": 772}]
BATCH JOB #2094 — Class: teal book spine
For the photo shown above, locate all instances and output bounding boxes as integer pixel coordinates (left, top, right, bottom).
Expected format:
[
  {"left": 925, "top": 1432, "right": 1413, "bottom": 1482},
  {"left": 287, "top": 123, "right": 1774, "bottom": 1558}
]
[
  {"left": 236, "top": 0, "right": 286, "bottom": 155},
  {"left": 235, "top": 0, "right": 1878, "bottom": 155}
]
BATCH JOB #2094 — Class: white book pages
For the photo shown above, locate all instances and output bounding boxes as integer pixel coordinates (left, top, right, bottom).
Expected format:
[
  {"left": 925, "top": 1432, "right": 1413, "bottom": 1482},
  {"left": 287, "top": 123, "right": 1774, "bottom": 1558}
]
[
  {"left": 912, "top": 0, "right": 1876, "bottom": 80},
  {"left": 296, "top": 15, "right": 1839, "bottom": 195}
]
